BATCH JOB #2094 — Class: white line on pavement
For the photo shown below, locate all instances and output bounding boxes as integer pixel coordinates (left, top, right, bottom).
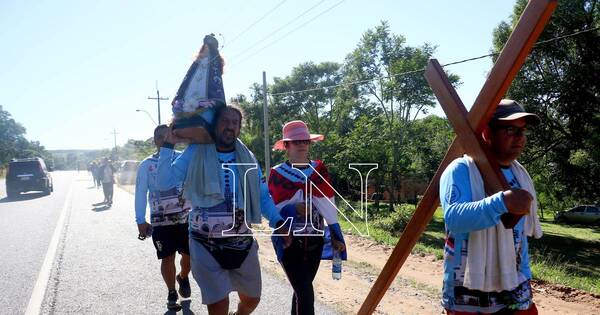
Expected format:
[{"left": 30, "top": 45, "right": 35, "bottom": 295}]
[{"left": 25, "top": 183, "right": 74, "bottom": 315}]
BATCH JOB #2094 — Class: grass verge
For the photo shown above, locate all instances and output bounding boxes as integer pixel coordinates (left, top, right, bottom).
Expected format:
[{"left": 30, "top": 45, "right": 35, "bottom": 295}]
[{"left": 338, "top": 203, "right": 600, "bottom": 294}]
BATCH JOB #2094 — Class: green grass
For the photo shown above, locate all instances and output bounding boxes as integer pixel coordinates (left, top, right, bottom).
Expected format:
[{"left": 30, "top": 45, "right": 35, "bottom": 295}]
[
  {"left": 539, "top": 217, "right": 600, "bottom": 241},
  {"left": 338, "top": 202, "right": 600, "bottom": 294},
  {"left": 529, "top": 218, "right": 600, "bottom": 294}
]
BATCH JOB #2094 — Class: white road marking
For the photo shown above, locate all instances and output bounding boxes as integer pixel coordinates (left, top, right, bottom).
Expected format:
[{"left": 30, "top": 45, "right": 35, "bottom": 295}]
[{"left": 25, "top": 183, "right": 73, "bottom": 315}]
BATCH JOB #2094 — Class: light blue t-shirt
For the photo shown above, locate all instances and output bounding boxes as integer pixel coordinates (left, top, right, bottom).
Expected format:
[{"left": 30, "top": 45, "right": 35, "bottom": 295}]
[
  {"left": 134, "top": 152, "right": 190, "bottom": 226},
  {"left": 157, "top": 145, "right": 283, "bottom": 233},
  {"left": 439, "top": 157, "right": 533, "bottom": 313}
]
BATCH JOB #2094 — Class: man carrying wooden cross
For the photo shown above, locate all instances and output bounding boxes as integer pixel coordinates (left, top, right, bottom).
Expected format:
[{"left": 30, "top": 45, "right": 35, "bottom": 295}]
[{"left": 440, "top": 99, "right": 543, "bottom": 314}]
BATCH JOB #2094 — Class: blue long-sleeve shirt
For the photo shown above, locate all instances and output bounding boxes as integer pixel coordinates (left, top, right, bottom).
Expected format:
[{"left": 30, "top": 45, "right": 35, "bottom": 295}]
[
  {"left": 439, "top": 157, "right": 533, "bottom": 313},
  {"left": 134, "top": 152, "right": 190, "bottom": 226},
  {"left": 158, "top": 145, "right": 283, "bottom": 229}
]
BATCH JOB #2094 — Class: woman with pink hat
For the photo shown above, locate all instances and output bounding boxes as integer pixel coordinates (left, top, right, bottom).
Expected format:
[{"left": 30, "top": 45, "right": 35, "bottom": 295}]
[{"left": 268, "top": 120, "right": 347, "bottom": 315}]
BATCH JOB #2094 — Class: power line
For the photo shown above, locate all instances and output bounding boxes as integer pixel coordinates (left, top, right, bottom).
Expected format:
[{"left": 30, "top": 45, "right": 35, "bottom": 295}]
[
  {"left": 440, "top": 26, "right": 600, "bottom": 68},
  {"left": 231, "top": 0, "right": 346, "bottom": 67},
  {"left": 270, "top": 68, "right": 425, "bottom": 97},
  {"left": 268, "top": 26, "right": 599, "bottom": 97},
  {"left": 439, "top": 53, "right": 497, "bottom": 68},
  {"left": 229, "top": 0, "right": 327, "bottom": 61},
  {"left": 535, "top": 25, "right": 599, "bottom": 45},
  {"left": 221, "top": 1, "right": 252, "bottom": 31},
  {"left": 225, "top": 0, "right": 289, "bottom": 49}
]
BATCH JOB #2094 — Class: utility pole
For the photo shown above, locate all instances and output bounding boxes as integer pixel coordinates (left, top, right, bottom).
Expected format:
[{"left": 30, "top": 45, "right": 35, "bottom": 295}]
[
  {"left": 148, "top": 81, "right": 169, "bottom": 125},
  {"left": 262, "top": 71, "right": 270, "bottom": 178},
  {"left": 110, "top": 128, "right": 119, "bottom": 160}
]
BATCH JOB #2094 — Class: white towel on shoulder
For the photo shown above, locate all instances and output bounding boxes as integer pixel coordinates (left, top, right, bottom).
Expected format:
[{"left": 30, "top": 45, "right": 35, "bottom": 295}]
[
  {"left": 462, "top": 155, "right": 542, "bottom": 292},
  {"left": 184, "top": 139, "right": 263, "bottom": 223}
]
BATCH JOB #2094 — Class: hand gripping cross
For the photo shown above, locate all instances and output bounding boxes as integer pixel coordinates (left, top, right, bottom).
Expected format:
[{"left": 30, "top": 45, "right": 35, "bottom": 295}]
[{"left": 358, "top": 1, "right": 557, "bottom": 313}]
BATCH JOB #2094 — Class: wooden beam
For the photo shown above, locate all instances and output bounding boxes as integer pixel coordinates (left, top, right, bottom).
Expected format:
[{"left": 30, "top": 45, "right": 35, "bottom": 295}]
[
  {"left": 425, "top": 59, "right": 509, "bottom": 195},
  {"left": 425, "top": 59, "right": 522, "bottom": 228},
  {"left": 470, "top": 0, "right": 558, "bottom": 132},
  {"left": 357, "top": 1, "right": 557, "bottom": 314}
]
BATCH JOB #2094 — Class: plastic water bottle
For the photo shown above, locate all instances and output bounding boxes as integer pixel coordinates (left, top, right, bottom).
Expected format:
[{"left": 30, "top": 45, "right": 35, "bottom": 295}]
[{"left": 332, "top": 249, "right": 342, "bottom": 280}]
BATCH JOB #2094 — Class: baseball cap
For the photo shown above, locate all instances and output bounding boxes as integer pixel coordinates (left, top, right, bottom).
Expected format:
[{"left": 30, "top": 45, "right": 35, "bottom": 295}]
[{"left": 491, "top": 99, "right": 540, "bottom": 126}]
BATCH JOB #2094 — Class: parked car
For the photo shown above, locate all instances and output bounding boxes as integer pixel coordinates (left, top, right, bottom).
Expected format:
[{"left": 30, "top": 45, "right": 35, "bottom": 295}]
[
  {"left": 5, "top": 157, "right": 53, "bottom": 197},
  {"left": 117, "top": 160, "right": 139, "bottom": 185},
  {"left": 554, "top": 205, "right": 600, "bottom": 225}
]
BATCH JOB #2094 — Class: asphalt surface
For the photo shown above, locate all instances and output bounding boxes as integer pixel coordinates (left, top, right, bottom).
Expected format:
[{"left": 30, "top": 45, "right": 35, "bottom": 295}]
[
  {"left": 0, "top": 171, "right": 338, "bottom": 314},
  {"left": 0, "top": 171, "right": 71, "bottom": 314}
]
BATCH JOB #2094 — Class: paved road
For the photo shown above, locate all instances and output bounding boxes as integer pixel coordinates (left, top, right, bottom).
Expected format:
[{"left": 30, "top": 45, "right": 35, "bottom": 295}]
[
  {"left": 0, "top": 171, "right": 338, "bottom": 314},
  {"left": 0, "top": 171, "right": 72, "bottom": 314}
]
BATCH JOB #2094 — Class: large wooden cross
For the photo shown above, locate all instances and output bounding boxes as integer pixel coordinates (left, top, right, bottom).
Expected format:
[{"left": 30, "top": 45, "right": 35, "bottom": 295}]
[{"left": 358, "top": 0, "right": 557, "bottom": 313}]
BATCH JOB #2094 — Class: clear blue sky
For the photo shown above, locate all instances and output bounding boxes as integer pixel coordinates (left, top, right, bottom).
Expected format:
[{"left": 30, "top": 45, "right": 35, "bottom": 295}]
[{"left": 0, "top": 0, "right": 516, "bottom": 150}]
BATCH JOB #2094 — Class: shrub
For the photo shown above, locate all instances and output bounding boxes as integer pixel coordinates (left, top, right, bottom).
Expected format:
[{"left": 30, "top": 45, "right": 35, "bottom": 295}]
[{"left": 373, "top": 204, "right": 416, "bottom": 234}]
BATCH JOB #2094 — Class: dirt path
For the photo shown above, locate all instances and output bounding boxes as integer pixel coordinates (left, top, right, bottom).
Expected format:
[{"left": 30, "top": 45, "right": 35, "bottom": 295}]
[
  {"left": 119, "top": 185, "right": 599, "bottom": 314},
  {"left": 256, "top": 229, "right": 600, "bottom": 314}
]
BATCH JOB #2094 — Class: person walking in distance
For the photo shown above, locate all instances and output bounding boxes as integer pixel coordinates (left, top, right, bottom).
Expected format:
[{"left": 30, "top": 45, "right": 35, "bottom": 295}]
[
  {"left": 90, "top": 161, "right": 101, "bottom": 188},
  {"left": 99, "top": 157, "right": 115, "bottom": 206}
]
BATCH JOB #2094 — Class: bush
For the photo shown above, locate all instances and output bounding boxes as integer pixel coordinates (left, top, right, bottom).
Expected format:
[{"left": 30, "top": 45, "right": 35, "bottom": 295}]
[{"left": 372, "top": 204, "right": 416, "bottom": 234}]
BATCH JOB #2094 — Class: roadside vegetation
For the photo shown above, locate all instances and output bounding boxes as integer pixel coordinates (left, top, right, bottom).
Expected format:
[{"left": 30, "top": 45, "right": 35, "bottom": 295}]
[
  {"left": 4, "top": 0, "right": 596, "bottom": 298},
  {"left": 338, "top": 201, "right": 600, "bottom": 295}
]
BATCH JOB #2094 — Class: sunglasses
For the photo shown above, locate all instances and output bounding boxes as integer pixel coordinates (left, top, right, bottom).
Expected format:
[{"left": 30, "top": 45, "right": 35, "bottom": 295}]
[
  {"left": 289, "top": 140, "right": 311, "bottom": 145},
  {"left": 492, "top": 125, "right": 529, "bottom": 136}
]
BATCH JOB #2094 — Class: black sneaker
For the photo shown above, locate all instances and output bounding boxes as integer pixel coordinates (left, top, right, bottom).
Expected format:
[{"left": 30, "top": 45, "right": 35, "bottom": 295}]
[
  {"left": 176, "top": 275, "right": 191, "bottom": 298},
  {"left": 167, "top": 289, "right": 181, "bottom": 311}
]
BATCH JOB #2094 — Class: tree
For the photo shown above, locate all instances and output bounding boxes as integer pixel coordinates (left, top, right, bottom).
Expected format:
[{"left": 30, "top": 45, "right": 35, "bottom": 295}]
[
  {"left": 236, "top": 88, "right": 273, "bottom": 168},
  {"left": 119, "top": 138, "right": 155, "bottom": 161},
  {"left": 237, "top": 62, "right": 347, "bottom": 169},
  {"left": 342, "top": 21, "right": 458, "bottom": 209},
  {"left": 270, "top": 62, "right": 342, "bottom": 133},
  {"left": 331, "top": 114, "right": 390, "bottom": 205},
  {"left": 269, "top": 62, "right": 345, "bottom": 161},
  {"left": 406, "top": 115, "right": 454, "bottom": 180},
  {"left": 0, "top": 105, "right": 50, "bottom": 168},
  {"left": 492, "top": 0, "right": 600, "bottom": 205}
]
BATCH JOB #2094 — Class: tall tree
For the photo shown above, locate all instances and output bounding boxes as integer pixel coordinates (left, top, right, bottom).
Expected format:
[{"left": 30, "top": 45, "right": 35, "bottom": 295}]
[
  {"left": 406, "top": 115, "right": 454, "bottom": 180},
  {"left": 493, "top": 0, "right": 600, "bottom": 205},
  {"left": 342, "top": 21, "right": 458, "bottom": 209},
  {"left": 270, "top": 62, "right": 343, "bottom": 136},
  {"left": 237, "top": 22, "right": 459, "bottom": 208}
]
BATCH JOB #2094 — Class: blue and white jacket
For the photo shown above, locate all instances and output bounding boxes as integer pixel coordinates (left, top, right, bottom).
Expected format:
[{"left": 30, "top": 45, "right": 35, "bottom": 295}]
[{"left": 135, "top": 152, "right": 190, "bottom": 227}]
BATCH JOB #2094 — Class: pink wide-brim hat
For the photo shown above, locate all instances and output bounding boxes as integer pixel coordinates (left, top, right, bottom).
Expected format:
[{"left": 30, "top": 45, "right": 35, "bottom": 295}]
[{"left": 273, "top": 120, "right": 324, "bottom": 151}]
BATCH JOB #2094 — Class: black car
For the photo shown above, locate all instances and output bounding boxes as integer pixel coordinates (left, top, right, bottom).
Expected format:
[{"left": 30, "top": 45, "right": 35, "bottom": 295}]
[{"left": 5, "top": 158, "right": 53, "bottom": 197}]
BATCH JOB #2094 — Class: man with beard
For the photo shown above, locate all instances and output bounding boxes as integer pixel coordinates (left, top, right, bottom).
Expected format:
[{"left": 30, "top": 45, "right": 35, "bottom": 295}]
[{"left": 158, "top": 104, "right": 290, "bottom": 315}]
